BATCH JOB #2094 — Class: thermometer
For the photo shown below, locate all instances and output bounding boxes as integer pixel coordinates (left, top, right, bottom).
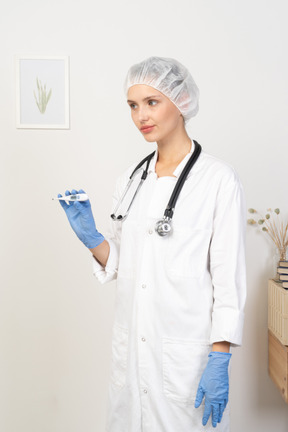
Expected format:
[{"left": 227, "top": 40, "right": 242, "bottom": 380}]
[{"left": 53, "top": 193, "right": 89, "bottom": 202}]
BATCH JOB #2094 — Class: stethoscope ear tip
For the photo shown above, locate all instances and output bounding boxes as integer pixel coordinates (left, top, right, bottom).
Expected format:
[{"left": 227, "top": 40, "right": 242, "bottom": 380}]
[{"left": 111, "top": 214, "right": 124, "bottom": 221}]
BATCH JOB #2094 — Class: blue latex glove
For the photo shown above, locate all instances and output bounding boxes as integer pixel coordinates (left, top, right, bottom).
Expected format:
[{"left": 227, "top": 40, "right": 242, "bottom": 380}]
[
  {"left": 58, "top": 189, "right": 105, "bottom": 249},
  {"left": 195, "top": 351, "right": 231, "bottom": 428}
]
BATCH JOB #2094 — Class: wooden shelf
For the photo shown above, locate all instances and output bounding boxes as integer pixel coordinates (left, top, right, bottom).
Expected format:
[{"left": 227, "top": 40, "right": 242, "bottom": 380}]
[
  {"left": 268, "top": 279, "right": 288, "bottom": 345},
  {"left": 268, "top": 330, "right": 288, "bottom": 403}
]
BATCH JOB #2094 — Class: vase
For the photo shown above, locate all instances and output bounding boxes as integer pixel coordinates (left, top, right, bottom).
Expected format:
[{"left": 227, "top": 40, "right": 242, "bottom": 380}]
[{"left": 278, "top": 246, "right": 287, "bottom": 261}]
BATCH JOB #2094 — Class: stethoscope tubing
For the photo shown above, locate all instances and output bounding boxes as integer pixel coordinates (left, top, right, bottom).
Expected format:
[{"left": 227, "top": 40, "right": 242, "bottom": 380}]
[
  {"left": 111, "top": 150, "right": 155, "bottom": 221},
  {"left": 164, "top": 140, "right": 201, "bottom": 219},
  {"left": 129, "top": 150, "right": 156, "bottom": 180}
]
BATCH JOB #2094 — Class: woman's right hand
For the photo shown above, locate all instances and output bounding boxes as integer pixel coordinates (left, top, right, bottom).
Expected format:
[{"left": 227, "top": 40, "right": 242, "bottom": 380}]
[{"left": 58, "top": 189, "right": 105, "bottom": 249}]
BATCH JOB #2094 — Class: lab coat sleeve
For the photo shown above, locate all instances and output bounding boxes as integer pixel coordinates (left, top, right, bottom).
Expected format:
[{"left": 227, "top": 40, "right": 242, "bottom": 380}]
[
  {"left": 209, "top": 171, "right": 247, "bottom": 347},
  {"left": 92, "top": 176, "right": 124, "bottom": 284}
]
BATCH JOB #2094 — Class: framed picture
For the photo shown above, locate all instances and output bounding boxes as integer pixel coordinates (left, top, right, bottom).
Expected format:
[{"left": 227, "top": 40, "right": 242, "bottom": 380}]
[{"left": 16, "top": 55, "right": 70, "bottom": 129}]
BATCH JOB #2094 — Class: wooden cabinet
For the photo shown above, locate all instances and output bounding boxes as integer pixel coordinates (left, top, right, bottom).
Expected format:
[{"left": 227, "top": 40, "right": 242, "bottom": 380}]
[
  {"left": 268, "top": 330, "right": 288, "bottom": 403},
  {"left": 268, "top": 279, "right": 288, "bottom": 403},
  {"left": 268, "top": 279, "right": 288, "bottom": 345}
]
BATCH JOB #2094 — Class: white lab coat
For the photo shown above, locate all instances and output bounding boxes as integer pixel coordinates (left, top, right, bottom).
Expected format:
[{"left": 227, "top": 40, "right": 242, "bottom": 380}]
[{"left": 93, "top": 141, "right": 246, "bottom": 432}]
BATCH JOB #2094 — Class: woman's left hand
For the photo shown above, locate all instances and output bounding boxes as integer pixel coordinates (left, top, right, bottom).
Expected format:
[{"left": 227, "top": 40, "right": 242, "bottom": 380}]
[{"left": 194, "top": 351, "right": 231, "bottom": 428}]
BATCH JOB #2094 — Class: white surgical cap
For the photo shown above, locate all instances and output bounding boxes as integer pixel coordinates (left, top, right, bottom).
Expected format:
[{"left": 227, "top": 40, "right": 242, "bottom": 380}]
[{"left": 124, "top": 56, "right": 199, "bottom": 122}]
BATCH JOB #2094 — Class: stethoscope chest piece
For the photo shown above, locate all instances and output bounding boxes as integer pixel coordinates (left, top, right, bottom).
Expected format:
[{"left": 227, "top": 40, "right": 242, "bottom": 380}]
[{"left": 155, "top": 218, "right": 172, "bottom": 237}]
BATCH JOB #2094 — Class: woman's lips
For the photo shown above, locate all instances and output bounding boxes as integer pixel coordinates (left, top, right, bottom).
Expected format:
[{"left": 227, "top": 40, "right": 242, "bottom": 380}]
[{"left": 140, "top": 125, "right": 155, "bottom": 133}]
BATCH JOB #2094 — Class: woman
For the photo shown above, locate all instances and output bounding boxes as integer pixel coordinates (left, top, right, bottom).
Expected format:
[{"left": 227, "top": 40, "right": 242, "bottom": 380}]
[{"left": 58, "top": 57, "right": 246, "bottom": 431}]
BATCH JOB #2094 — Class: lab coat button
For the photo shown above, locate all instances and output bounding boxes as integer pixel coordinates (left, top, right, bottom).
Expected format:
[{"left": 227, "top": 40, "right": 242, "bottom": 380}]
[
  {"left": 142, "top": 284, "right": 146, "bottom": 289},
  {"left": 141, "top": 337, "right": 146, "bottom": 342},
  {"left": 143, "top": 389, "right": 148, "bottom": 394}
]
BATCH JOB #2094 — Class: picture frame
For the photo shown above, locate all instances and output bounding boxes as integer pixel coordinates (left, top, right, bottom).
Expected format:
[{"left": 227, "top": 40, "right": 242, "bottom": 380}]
[{"left": 15, "top": 55, "right": 70, "bottom": 129}]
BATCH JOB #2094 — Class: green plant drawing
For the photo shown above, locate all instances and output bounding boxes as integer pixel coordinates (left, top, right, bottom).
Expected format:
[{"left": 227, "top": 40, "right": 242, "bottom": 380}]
[{"left": 33, "top": 77, "right": 52, "bottom": 114}]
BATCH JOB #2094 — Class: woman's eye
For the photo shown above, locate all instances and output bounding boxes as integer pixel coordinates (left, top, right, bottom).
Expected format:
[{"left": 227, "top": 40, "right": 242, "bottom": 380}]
[
  {"left": 130, "top": 103, "right": 137, "bottom": 110},
  {"left": 148, "top": 100, "right": 157, "bottom": 106}
]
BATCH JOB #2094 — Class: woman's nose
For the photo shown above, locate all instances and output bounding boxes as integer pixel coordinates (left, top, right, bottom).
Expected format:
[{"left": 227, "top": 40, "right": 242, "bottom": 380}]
[{"left": 138, "top": 105, "right": 149, "bottom": 122}]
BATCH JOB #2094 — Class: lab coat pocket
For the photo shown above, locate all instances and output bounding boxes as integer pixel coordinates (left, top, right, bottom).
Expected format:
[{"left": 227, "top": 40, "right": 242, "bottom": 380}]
[
  {"left": 165, "top": 227, "right": 211, "bottom": 278},
  {"left": 110, "top": 324, "right": 129, "bottom": 390},
  {"left": 162, "top": 338, "right": 211, "bottom": 404}
]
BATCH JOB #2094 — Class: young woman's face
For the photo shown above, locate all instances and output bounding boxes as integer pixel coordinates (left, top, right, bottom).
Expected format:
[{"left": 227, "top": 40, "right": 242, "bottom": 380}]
[{"left": 127, "top": 84, "right": 183, "bottom": 142}]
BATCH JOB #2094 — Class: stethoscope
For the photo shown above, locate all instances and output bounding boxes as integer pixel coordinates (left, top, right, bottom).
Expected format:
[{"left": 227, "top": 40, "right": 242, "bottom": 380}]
[{"left": 111, "top": 140, "right": 202, "bottom": 236}]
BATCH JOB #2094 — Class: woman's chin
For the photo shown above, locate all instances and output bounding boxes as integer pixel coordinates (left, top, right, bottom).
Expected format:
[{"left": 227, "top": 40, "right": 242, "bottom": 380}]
[{"left": 141, "top": 132, "right": 158, "bottom": 143}]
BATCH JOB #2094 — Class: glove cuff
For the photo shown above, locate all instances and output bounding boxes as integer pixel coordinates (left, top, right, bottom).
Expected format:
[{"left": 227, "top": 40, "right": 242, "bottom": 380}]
[
  {"left": 209, "top": 351, "right": 232, "bottom": 357},
  {"left": 209, "top": 351, "right": 232, "bottom": 359},
  {"left": 84, "top": 232, "right": 105, "bottom": 249},
  {"left": 208, "top": 351, "right": 232, "bottom": 367}
]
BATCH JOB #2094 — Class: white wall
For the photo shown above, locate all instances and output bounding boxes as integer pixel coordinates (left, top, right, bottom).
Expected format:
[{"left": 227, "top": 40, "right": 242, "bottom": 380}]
[{"left": 1, "top": 0, "right": 288, "bottom": 431}]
